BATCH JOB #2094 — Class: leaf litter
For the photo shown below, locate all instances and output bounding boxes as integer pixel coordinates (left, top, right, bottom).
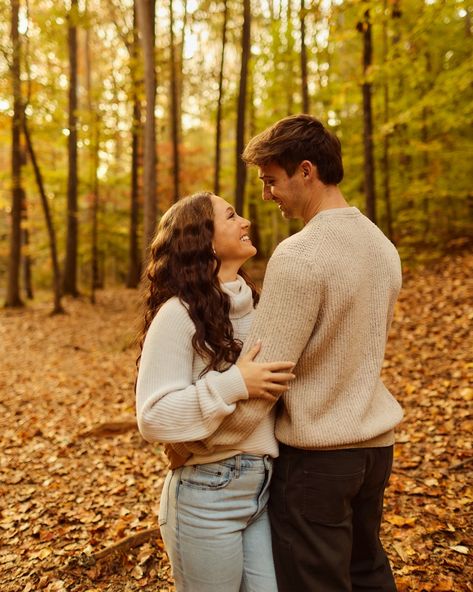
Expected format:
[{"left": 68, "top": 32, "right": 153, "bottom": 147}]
[{"left": 0, "top": 252, "right": 471, "bottom": 591}]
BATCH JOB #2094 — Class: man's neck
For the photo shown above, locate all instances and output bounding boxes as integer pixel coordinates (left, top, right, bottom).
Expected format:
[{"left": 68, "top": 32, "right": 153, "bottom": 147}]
[{"left": 302, "top": 185, "right": 349, "bottom": 224}]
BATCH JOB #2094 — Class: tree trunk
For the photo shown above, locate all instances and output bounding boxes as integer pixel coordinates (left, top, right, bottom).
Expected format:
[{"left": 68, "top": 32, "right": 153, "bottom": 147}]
[
  {"left": 23, "top": 119, "right": 64, "bottom": 314},
  {"left": 177, "top": 0, "right": 187, "bottom": 140},
  {"left": 300, "top": 0, "right": 309, "bottom": 113},
  {"left": 63, "top": 0, "right": 79, "bottom": 296},
  {"left": 360, "top": 8, "right": 376, "bottom": 223},
  {"left": 127, "top": 4, "right": 142, "bottom": 288},
  {"left": 285, "top": 0, "right": 294, "bottom": 114},
  {"left": 235, "top": 0, "right": 251, "bottom": 215},
  {"left": 381, "top": 0, "right": 393, "bottom": 241},
  {"left": 5, "top": 0, "right": 24, "bottom": 308},
  {"left": 214, "top": 0, "right": 228, "bottom": 196},
  {"left": 22, "top": 201, "right": 34, "bottom": 300},
  {"left": 85, "top": 11, "right": 100, "bottom": 303},
  {"left": 136, "top": 0, "right": 157, "bottom": 259},
  {"left": 247, "top": 83, "right": 261, "bottom": 256},
  {"left": 421, "top": 47, "right": 434, "bottom": 242},
  {"left": 382, "top": 86, "right": 393, "bottom": 241},
  {"left": 169, "top": 0, "right": 180, "bottom": 203}
]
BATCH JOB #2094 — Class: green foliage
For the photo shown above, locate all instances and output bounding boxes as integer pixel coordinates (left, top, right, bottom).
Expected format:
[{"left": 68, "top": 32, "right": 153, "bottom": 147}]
[{"left": 1, "top": 0, "right": 472, "bottom": 298}]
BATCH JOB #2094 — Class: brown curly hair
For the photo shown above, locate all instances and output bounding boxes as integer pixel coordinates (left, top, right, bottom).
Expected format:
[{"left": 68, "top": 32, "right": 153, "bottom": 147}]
[{"left": 138, "top": 192, "right": 259, "bottom": 376}]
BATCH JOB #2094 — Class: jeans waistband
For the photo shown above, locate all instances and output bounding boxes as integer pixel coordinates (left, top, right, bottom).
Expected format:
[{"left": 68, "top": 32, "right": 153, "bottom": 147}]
[{"left": 217, "top": 454, "right": 273, "bottom": 474}]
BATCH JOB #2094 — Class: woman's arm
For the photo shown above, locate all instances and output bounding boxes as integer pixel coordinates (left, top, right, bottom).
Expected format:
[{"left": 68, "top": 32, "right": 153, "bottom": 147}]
[{"left": 136, "top": 298, "right": 249, "bottom": 443}]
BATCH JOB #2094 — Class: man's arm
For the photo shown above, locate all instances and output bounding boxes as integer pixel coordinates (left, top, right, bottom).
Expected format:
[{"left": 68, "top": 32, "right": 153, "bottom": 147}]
[
  {"left": 172, "top": 251, "right": 322, "bottom": 456},
  {"left": 243, "top": 251, "right": 320, "bottom": 366}
]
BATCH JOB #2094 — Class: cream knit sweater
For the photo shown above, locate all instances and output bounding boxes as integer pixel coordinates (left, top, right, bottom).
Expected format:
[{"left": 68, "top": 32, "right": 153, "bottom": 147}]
[
  {"left": 135, "top": 277, "right": 278, "bottom": 466},
  {"left": 176, "top": 207, "right": 403, "bottom": 458}
]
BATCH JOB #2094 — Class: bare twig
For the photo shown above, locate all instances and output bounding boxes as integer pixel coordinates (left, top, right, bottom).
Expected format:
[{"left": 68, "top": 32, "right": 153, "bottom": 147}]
[
  {"left": 87, "top": 527, "right": 160, "bottom": 566},
  {"left": 79, "top": 420, "right": 137, "bottom": 438},
  {"left": 449, "top": 457, "right": 473, "bottom": 471}
]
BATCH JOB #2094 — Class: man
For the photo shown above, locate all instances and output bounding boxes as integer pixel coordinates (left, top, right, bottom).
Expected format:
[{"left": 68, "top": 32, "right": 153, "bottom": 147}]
[{"left": 240, "top": 114, "right": 403, "bottom": 591}]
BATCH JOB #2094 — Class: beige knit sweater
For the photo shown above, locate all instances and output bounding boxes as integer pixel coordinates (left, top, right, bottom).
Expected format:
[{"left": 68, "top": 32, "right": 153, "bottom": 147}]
[
  {"left": 175, "top": 207, "right": 403, "bottom": 458},
  {"left": 135, "top": 277, "right": 278, "bottom": 467}
]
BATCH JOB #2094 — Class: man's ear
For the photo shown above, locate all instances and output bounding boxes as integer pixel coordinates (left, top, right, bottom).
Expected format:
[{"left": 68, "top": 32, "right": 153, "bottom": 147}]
[{"left": 300, "top": 160, "right": 316, "bottom": 179}]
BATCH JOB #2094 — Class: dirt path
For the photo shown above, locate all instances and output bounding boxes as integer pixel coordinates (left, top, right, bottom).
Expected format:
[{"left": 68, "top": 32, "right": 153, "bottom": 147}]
[{"left": 0, "top": 253, "right": 471, "bottom": 591}]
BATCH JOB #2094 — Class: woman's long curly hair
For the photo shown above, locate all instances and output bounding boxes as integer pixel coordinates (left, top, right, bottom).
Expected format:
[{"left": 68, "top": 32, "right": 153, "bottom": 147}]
[{"left": 138, "top": 192, "right": 259, "bottom": 375}]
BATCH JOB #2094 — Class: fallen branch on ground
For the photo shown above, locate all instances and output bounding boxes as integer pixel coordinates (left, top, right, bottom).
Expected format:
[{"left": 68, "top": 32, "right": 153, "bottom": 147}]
[
  {"left": 72, "top": 527, "right": 161, "bottom": 568},
  {"left": 449, "top": 457, "right": 473, "bottom": 471},
  {"left": 79, "top": 420, "right": 137, "bottom": 438}
]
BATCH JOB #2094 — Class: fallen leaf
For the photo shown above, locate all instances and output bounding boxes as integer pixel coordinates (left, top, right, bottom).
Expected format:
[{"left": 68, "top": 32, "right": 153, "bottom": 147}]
[{"left": 449, "top": 545, "right": 469, "bottom": 555}]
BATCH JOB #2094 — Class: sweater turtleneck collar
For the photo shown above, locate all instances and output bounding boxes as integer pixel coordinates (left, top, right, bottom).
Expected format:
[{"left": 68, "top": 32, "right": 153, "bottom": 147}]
[{"left": 221, "top": 274, "right": 254, "bottom": 319}]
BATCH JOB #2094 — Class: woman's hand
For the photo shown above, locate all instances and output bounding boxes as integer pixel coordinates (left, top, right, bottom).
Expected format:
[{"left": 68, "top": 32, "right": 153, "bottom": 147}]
[{"left": 236, "top": 341, "right": 296, "bottom": 401}]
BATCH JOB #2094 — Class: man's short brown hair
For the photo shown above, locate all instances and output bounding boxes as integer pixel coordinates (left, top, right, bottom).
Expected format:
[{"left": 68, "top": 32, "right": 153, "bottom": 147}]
[{"left": 242, "top": 114, "right": 344, "bottom": 185}]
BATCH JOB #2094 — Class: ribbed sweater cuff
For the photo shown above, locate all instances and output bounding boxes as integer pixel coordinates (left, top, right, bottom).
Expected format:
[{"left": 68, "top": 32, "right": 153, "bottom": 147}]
[{"left": 217, "top": 365, "right": 249, "bottom": 405}]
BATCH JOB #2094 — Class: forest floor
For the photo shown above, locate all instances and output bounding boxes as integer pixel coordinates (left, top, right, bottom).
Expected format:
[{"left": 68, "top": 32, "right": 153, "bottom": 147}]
[{"left": 0, "top": 251, "right": 472, "bottom": 592}]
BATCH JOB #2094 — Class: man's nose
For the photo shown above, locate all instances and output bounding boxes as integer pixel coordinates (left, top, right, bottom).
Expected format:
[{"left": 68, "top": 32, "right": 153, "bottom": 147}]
[{"left": 262, "top": 185, "right": 272, "bottom": 201}]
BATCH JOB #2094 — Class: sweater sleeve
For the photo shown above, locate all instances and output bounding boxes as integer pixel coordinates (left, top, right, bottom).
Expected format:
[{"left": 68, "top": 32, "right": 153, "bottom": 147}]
[
  {"left": 241, "top": 251, "right": 321, "bottom": 365},
  {"left": 178, "top": 250, "right": 322, "bottom": 454},
  {"left": 136, "top": 298, "right": 249, "bottom": 443}
]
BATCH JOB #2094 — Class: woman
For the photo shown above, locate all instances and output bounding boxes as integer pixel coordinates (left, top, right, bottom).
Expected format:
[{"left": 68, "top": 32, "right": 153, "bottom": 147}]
[{"left": 136, "top": 191, "right": 295, "bottom": 592}]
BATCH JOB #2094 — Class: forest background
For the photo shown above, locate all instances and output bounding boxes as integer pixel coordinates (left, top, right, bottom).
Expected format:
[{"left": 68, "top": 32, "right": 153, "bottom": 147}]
[
  {"left": 0, "top": 1, "right": 472, "bottom": 591},
  {"left": 1, "top": 0, "right": 472, "bottom": 308}
]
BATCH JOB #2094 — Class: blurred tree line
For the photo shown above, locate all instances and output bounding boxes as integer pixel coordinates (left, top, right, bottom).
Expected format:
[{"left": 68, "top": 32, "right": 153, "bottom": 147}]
[{"left": 0, "top": 0, "right": 472, "bottom": 311}]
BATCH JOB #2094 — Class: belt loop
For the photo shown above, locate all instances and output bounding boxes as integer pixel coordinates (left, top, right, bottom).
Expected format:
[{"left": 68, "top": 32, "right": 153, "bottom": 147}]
[{"left": 234, "top": 455, "right": 241, "bottom": 479}]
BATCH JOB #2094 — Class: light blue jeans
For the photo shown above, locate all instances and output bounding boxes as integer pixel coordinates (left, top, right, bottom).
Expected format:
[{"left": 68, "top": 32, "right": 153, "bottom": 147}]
[{"left": 159, "top": 454, "right": 277, "bottom": 592}]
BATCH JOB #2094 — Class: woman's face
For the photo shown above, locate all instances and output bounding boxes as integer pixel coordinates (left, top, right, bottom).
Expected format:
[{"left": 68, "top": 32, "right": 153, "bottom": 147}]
[{"left": 211, "top": 195, "right": 256, "bottom": 271}]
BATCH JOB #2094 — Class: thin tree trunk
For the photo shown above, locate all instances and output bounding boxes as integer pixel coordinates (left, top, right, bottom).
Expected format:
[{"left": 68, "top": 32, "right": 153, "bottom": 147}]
[
  {"left": 23, "top": 119, "right": 64, "bottom": 314},
  {"left": 127, "top": 3, "right": 142, "bottom": 288},
  {"left": 169, "top": 0, "right": 180, "bottom": 203},
  {"left": 235, "top": 0, "right": 251, "bottom": 215},
  {"left": 381, "top": 0, "right": 393, "bottom": 241},
  {"left": 214, "top": 0, "right": 228, "bottom": 196},
  {"left": 421, "top": 45, "right": 434, "bottom": 242},
  {"left": 136, "top": 0, "right": 157, "bottom": 259},
  {"left": 286, "top": 0, "right": 294, "bottom": 114},
  {"left": 5, "top": 0, "right": 24, "bottom": 308},
  {"left": 360, "top": 8, "right": 376, "bottom": 223},
  {"left": 22, "top": 0, "right": 33, "bottom": 300},
  {"left": 63, "top": 0, "right": 79, "bottom": 296},
  {"left": 300, "top": 0, "right": 309, "bottom": 113},
  {"left": 21, "top": 203, "right": 34, "bottom": 299},
  {"left": 421, "top": 105, "right": 430, "bottom": 241},
  {"left": 85, "top": 13, "right": 100, "bottom": 303},
  {"left": 247, "top": 72, "right": 261, "bottom": 256},
  {"left": 177, "top": 0, "right": 187, "bottom": 140},
  {"left": 382, "top": 86, "right": 393, "bottom": 241}
]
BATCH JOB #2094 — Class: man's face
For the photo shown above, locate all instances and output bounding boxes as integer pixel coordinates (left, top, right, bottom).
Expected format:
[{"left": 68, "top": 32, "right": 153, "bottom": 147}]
[{"left": 257, "top": 162, "right": 305, "bottom": 219}]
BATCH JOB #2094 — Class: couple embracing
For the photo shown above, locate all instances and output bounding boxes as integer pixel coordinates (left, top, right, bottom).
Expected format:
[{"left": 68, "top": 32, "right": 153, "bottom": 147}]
[{"left": 136, "top": 114, "right": 403, "bottom": 592}]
